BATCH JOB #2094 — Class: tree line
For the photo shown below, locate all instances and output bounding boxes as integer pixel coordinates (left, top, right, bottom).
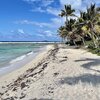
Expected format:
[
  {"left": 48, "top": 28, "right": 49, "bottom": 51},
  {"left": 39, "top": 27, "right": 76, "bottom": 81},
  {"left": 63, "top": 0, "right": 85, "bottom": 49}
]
[{"left": 58, "top": 4, "right": 100, "bottom": 49}]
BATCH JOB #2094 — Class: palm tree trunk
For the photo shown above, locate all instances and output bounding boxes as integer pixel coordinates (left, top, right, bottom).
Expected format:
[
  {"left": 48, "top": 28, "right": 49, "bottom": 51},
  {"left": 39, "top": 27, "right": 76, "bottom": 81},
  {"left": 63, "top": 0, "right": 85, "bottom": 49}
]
[
  {"left": 92, "top": 33, "right": 98, "bottom": 48},
  {"left": 65, "top": 14, "right": 68, "bottom": 26},
  {"left": 90, "top": 27, "right": 99, "bottom": 48},
  {"left": 81, "top": 37, "right": 85, "bottom": 46},
  {"left": 73, "top": 40, "right": 77, "bottom": 46}
]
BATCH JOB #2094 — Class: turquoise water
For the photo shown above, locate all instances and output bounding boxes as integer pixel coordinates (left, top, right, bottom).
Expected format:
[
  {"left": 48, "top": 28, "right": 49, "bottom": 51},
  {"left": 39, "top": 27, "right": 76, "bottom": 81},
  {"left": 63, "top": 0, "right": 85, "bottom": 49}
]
[{"left": 0, "top": 43, "right": 45, "bottom": 68}]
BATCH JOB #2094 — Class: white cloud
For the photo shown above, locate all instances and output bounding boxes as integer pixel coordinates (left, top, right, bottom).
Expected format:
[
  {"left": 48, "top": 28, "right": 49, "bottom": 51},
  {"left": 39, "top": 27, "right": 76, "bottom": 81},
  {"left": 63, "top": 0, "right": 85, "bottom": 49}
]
[
  {"left": 46, "top": 7, "right": 60, "bottom": 16},
  {"left": 82, "top": 0, "right": 100, "bottom": 5},
  {"left": 24, "top": 0, "right": 58, "bottom": 16},
  {"left": 24, "top": 0, "right": 38, "bottom": 1},
  {"left": 14, "top": 20, "right": 51, "bottom": 28},
  {"left": 31, "top": 7, "right": 45, "bottom": 12},
  {"left": 51, "top": 17, "right": 65, "bottom": 27},
  {"left": 30, "top": 6, "right": 60, "bottom": 16},
  {"left": 18, "top": 29, "right": 25, "bottom": 34},
  {"left": 42, "top": 0, "right": 54, "bottom": 7},
  {"left": 23, "top": 0, "right": 40, "bottom": 3},
  {"left": 43, "top": 30, "right": 53, "bottom": 37},
  {"left": 60, "top": 0, "right": 82, "bottom": 10},
  {"left": 11, "top": 30, "right": 14, "bottom": 33},
  {"left": 60, "top": 0, "right": 82, "bottom": 6},
  {"left": 23, "top": 0, "right": 54, "bottom": 6},
  {"left": 15, "top": 17, "right": 65, "bottom": 29},
  {"left": 37, "top": 30, "right": 57, "bottom": 38},
  {"left": 36, "top": 34, "right": 45, "bottom": 37},
  {"left": 59, "top": 0, "right": 100, "bottom": 12},
  {"left": 24, "top": 0, "right": 100, "bottom": 18},
  {"left": 10, "top": 29, "right": 34, "bottom": 39}
]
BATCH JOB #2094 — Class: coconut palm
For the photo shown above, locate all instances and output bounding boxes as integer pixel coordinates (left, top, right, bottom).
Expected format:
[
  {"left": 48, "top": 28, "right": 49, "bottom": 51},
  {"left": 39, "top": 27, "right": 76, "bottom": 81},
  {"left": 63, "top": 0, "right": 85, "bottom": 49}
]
[
  {"left": 57, "top": 26, "right": 68, "bottom": 41},
  {"left": 73, "top": 26, "right": 86, "bottom": 45},
  {"left": 59, "top": 5, "right": 75, "bottom": 25},
  {"left": 76, "top": 4, "right": 100, "bottom": 48},
  {"left": 67, "top": 19, "right": 76, "bottom": 43},
  {"left": 58, "top": 4, "right": 100, "bottom": 48},
  {"left": 58, "top": 19, "right": 76, "bottom": 42}
]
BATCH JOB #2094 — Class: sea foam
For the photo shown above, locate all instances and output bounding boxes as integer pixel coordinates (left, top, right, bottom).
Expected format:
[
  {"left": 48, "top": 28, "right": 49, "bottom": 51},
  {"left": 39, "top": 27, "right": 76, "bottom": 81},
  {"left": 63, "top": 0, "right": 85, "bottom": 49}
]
[{"left": 10, "top": 51, "right": 33, "bottom": 64}]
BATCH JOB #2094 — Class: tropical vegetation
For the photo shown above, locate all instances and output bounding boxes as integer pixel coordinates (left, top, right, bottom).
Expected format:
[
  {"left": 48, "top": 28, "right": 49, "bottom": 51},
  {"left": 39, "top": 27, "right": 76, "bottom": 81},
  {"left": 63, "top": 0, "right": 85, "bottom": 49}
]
[{"left": 58, "top": 4, "right": 100, "bottom": 55}]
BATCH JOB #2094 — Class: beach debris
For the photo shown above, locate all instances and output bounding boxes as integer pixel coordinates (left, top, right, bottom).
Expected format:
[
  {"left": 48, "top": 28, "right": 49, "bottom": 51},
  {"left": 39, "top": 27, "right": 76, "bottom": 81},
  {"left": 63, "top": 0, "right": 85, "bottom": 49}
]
[
  {"left": 0, "top": 92, "right": 4, "bottom": 96},
  {"left": 26, "top": 79, "right": 31, "bottom": 83},
  {"left": 3, "top": 97, "right": 14, "bottom": 100},
  {"left": 59, "top": 59, "right": 67, "bottom": 62},
  {"left": 6, "top": 93, "right": 9, "bottom": 96},
  {"left": 48, "top": 86, "right": 54, "bottom": 94},
  {"left": 53, "top": 72, "right": 59, "bottom": 76},
  {"left": 21, "top": 82, "right": 27, "bottom": 89},
  {"left": 0, "top": 45, "right": 59, "bottom": 100},
  {"left": 20, "top": 93, "right": 26, "bottom": 99},
  {"left": 42, "top": 63, "right": 48, "bottom": 69},
  {"left": 2, "top": 86, "right": 5, "bottom": 88},
  {"left": 12, "top": 87, "right": 17, "bottom": 91},
  {"left": 48, "top": 91, "right": 54, "bottom": 94},
  {"left": 63, "top": 56, "right": 67, "bottom": 58}
]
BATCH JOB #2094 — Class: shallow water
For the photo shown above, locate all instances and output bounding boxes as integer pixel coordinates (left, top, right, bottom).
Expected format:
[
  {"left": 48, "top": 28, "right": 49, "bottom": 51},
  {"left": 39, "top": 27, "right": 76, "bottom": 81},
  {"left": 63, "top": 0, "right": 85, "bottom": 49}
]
[{"left": 0, "top": 43, "right": 46, "bottom": 68}]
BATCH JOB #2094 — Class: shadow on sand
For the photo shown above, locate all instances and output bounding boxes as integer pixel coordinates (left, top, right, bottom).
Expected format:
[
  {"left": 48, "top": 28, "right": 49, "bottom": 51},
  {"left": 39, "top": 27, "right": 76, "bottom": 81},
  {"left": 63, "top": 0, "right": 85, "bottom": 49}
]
[
  {"left": 59, "top": 74, "right": 100, "bottom": 86},
  {"left": 59, "top": 58, "right": 100, "bottom": 86},
  {"left": 75, "top": 58, "right": 100, "bottom": 73}
]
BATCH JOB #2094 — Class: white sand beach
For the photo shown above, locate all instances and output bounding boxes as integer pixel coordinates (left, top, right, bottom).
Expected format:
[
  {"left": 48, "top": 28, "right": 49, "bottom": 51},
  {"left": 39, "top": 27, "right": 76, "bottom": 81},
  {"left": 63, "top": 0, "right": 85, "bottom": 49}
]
[{"left": 0, "top": 44, "right": 100, "bottom": 100}]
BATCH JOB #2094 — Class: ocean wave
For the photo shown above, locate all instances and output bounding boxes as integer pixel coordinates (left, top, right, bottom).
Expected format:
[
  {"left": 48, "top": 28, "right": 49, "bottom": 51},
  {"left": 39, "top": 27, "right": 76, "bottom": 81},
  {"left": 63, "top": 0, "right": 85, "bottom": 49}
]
[
  {"left": 10, "top": 51, "right": 33, "bottom": 64},
  {"left": 25, "top": 51, "right": 33, "bottom": 55}
]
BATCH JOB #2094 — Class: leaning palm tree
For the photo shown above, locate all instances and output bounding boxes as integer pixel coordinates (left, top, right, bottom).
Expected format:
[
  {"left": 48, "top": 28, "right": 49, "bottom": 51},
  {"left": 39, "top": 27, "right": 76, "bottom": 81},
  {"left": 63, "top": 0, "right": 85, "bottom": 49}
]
[
  {"left": 57, "top": 26, "right": 68, "bottom": 41},
  {"left": 73, "top": 25, "right": 86, "bottom": 45},
  {"left": 58, "top": 4, "right": 100, "bottom": 48},
  {"left": 64, "top": 19, "right": 77, "bottom": 44},
  {"left": 86, "top": 4, "right": 100, "bottom": 48},
  {"left": 77, "top": 4, "right": 100, "bottom": 48},
  {"left": 59, "top": 5, "right": 75, "bottom": 25}
]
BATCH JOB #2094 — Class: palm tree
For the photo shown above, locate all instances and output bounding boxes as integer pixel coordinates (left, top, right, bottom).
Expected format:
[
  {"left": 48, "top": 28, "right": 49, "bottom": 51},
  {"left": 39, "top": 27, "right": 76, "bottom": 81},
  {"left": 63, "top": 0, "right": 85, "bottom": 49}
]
[
  {"left": 57, "top": 26, "right": 68, "bottom": 42},
  {"left": 73, "top": 26, "right": 86, "bottom": 45},
  {"left": 58, "top": 19, "right": 76, "bottom": 42},
  {"left": 85, "top": 4, "right": 99, "bottom": 48},
  {"left": 61, "top": 19, "right": 77, "bottom": 44},
  {"left": 58, "top": 4, "right": 100, "bottom": 48},
  {"left": 76, "top": 4, "right": 100, "bottom": 48},
  {"left": 59, "top": 5, "right": 75, "bottom": 25}
]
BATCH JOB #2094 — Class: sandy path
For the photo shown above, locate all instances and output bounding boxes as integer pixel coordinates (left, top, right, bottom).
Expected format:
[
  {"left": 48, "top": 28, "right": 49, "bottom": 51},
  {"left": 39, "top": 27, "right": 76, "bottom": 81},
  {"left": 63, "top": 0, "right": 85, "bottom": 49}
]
[{"left": 0, "top": 44, "right": 100, "bottom": 100}]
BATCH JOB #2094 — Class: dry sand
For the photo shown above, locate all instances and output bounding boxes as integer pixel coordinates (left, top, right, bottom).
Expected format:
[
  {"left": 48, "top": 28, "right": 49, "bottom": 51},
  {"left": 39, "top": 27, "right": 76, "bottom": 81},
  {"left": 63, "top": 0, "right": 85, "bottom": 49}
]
[{"left": 0, "top": 44, "right": 100, "bottom": 100}]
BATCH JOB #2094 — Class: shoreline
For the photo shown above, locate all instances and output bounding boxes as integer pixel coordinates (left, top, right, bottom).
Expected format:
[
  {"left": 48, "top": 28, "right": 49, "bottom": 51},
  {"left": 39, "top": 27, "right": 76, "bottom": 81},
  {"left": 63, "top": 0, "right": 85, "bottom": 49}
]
[
  {"left": 0, "top": 45, "right": 47, "bottom": 76},
  {"left": 0, "top": 44, "right": 100, "bottom": 100},
  {"left": 0, "top": 44, "right": 54, "bottom": 81}
]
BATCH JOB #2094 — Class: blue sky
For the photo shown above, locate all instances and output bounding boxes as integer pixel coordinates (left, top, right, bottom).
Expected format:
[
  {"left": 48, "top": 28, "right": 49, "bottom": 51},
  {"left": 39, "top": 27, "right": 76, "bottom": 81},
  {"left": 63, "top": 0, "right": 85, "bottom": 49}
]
[{"left": 0, "top": 0, "right": 99, "bottom": 41}]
